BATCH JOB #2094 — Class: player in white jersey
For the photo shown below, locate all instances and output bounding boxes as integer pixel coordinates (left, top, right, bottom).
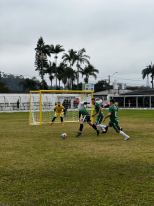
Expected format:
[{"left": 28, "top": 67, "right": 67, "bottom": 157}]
[{"left": 74, "top": 98, "right": 100, "bottom": 137}]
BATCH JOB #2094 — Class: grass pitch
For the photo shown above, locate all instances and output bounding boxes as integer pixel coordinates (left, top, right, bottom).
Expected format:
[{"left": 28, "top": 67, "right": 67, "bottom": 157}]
[{"left": 0, "top": 110, "right": 154, "bottom": 206}]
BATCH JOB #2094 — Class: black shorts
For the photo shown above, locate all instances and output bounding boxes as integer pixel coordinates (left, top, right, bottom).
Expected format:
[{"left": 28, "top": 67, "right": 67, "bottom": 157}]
[{"left": 81, "top": 115, "right": 91, "bottom": 122}]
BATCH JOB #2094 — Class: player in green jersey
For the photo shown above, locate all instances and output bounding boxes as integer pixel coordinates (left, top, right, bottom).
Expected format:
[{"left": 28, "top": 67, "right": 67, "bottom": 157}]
[
  {"left": 103, "top": 99, "right": 130, "bottom": 140},
  {"left": 74, "top": 98, "right": 100, "bottom": 137},
  {"left": 91, "top": 98, "right": 108, "bottom": 133}
]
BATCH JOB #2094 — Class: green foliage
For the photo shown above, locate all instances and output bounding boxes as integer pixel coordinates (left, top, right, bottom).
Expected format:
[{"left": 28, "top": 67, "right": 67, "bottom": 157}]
[
  {"left": 35, "top": 37, "right": 49, "bottom": 80},
  {"left": 49, "top": 44, "right": 65, "bottom": 55},
  {"left": 0, "top": 73, "right": 24, "bottom": 91},
  {"left": 72, "top": 83, "right": 82, "bottom": 90},
  {"left": 62, "top": 49, "right": 77, "bottom": 66},
  {"left": 19, "top": 77, "right": 40, "bottom": 91},
  {"left": 94, "top": 80, "right": 113, "bottom": 92},
  {"left": 142, "top": 63, "right": 154, "bottom": 79},
  {"left": 76, "top": 48, "right": 90, "bottom": 65},
  {"left": 0, "top": 111, "right": 154, "bottom": 205},
  {"left": 126, "top": 85, "right": 150, "bottom": 90},
  {"left": 0, "top": 82, "right": 10, "bottom": 93},
  {"left": 80, "top": 63, "right": 99, "bottom": 83}
]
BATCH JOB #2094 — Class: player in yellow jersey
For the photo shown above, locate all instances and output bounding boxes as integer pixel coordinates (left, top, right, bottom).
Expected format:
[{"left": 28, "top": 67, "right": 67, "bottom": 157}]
[{"left": 50, "top": 102, "right": 65, "bottom": 126}]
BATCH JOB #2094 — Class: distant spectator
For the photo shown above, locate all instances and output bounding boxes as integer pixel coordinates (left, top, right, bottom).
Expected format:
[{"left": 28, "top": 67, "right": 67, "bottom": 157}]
[
  {"left": 17, "top": 99, "right": 20, "bottom": 110},
  {"left": 128, "top": 99, "right": 131, "bottom": 108},
  {"left": 62, "top": 99, "right": 68, "bottom": 117}
]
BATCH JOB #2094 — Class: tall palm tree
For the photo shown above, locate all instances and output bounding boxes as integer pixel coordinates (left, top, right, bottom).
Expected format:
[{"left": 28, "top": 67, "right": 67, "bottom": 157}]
[
  {"left": 56, "top": 62, "right": 67, "bottom": 88},
  {"left": 142, "top": 62, "right": 154, "bottom": 88},
  {"left": 80, "top": 64, "right": 99, "bottom": 84},
  {"left": 49, "top": 44, "right": 65, "bottom": 89},
  {"left": 61, "top": 76, "right": 67, "bottom": 90},
  {"left": 44, "top": 61, "right": 56, "bottom": 89},
  {"left": 76, "top": 48, "right": 90, "bottom": 88},
  {"left": 62, "top": 67, "right": 77, "bottom": 90},
  {"left": 62, "top": 49, "right": 77, "bottom": 67},
  {"left": 35, "top": 37, "right": 51, "bottom": 89}
]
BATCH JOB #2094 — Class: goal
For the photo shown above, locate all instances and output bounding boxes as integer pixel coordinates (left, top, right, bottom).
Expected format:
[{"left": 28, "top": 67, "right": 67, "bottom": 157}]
[{"left": 29, "top": 90, "right": 94, "bottom": 125}]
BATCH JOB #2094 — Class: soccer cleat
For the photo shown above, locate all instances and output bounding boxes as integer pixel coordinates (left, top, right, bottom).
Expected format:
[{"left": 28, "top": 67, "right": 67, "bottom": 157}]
[
  {"left": 105, "top": 126, "right": 108, "bottom": 133},
  {"left": 102, "top": 130, "right": 106, "bottom": 133},
  {"left": 102, "top": 126, "right": 108, "bottom": 133},
  {"left": 76, "top": 132, "right": 82, "bottom": 137},
  {"left": 120, "top": 127, "right": 123, "bottom": 131},
  {"left": 124, "top": 136, "right": 130, "bottom": 140},
  {"left": 50, "top": 123, "right": 53, "bottom": 126},
  {"left": 97, "top": 130, "right": 100, "bottom": 136},
  {"left": 61, "top": 123, "right": 64, "bottom": 126}
]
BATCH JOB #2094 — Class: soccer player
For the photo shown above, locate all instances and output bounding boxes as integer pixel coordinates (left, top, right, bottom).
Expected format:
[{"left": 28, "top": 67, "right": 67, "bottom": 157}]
[
  {"left": 103, "top": 99, "right": 130, "bottom": 140},
  {"left": 50, "top": 102, "right": 65, "bottom": 126},
  {"left": 91, "top": 98, "right": 108, "bottom": 133},
  {"left": 74, "top": 98, "right": 100, "bottom": 137}
]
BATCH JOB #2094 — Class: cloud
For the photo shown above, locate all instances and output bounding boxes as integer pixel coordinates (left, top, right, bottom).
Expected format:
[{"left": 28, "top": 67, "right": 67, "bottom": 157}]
[{"left": 0, "top": 0, "right": 154, "bottom": 87}]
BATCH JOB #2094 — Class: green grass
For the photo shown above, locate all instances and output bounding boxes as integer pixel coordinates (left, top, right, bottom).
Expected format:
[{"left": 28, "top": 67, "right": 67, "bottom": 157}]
[{"left": 0, "top": 110, "right": 154, "bottom": 206}]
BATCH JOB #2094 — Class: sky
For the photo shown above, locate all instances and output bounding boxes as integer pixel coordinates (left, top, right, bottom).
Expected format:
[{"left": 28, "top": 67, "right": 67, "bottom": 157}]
[{"left": 0, "top": 0, "right": 154, "bottom": 88}]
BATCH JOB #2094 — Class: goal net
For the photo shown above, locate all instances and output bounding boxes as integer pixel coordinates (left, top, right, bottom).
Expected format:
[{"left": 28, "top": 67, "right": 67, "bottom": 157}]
[{"left": 29, "top": 90, "right": 93, "bottom": 125}]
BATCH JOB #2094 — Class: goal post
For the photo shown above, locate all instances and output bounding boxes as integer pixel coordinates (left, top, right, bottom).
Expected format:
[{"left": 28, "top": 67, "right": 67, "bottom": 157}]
[{"left": 29, "top": 90, "right": 94, "bottom": 125}]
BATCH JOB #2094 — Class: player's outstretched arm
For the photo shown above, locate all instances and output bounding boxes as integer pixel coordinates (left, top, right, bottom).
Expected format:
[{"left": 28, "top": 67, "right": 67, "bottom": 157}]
[{"left": 92, "top": 112, "right": 97, "bottom": 117}]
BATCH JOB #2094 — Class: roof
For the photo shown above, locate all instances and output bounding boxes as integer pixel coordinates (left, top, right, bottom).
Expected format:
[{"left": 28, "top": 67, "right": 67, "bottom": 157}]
[
  {"left": 94, "top": 89, "right": 132, "bottom": 96},
  {"left": 121, "top": 89, "right": 154, "bottom": 95}
]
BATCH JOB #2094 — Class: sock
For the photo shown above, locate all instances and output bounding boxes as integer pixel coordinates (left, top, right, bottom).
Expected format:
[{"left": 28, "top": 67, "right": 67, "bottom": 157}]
[
  {"left": 52, "top": 117, "right": 56, "bottom": 122},
  {"left": 79, "top": 124, "right": 83, "bottom": 132},
  {"left": 119, "top": 131, "right": 129, "bottom": 138},
  {"left": 60, "top": 117, "right": 63, "bottom": 123},
  {"left": 92, "top": 124, "right": 97, "bottom": 131},
  {"left": 97, "top": 124, "right": 106, "bottom": 131}
]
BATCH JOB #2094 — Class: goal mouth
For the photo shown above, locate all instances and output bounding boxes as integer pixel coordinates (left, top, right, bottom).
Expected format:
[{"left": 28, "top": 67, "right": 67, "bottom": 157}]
[{"left": 29, "top": 90, "right": 93, "bottom": 125}]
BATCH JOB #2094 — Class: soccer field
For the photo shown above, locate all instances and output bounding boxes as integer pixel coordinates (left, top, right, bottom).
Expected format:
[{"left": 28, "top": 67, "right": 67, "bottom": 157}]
[{"left": 0, "top": 110, "right": 154, "bottom": 206}]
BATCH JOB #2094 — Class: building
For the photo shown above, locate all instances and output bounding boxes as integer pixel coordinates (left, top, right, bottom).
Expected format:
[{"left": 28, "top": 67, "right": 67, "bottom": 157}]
[{"left": 111, "top": 89, "right": 154, "bottom": 108}]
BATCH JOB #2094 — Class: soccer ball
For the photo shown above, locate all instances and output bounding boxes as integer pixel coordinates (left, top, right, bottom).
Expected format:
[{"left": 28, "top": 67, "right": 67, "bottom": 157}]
[{"left": 61, "top": 133, "right": 67, "bottom": 139}]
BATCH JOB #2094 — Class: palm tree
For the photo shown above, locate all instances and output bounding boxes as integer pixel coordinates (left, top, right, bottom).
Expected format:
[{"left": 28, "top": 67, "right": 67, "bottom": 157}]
[
  {"left": 76, "top": 48, "right": 90, "bottom": 88},
  {"left": 142, "top": 62, "right": 154, "bottom": 88},
  {"left": 62, "top": 67, "right": 77, "bottom": 90},
  {"left": 56, "top": 62, "right": 67, "bottom": 88},
  {"left": 35, "top": 37, "right": 51, "bottom": 89},
  {"left": 61, "top": 76, "right": 67, "bottom": 90},
  {"left": 49, "top": 44, "right": 65, "bottom": 89},
  {"left": 62, "top": 49, "right": 77, "bottom": 67},
  {"left": 80, "top": 64, "right": 99, "bottom": 84},
  {"left": 44, "top": 61, "right": 56, "bottom": 89}
]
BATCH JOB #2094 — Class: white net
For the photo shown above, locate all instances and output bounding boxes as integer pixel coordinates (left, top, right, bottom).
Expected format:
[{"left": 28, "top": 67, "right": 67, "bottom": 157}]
[{"left": 30, "top": 91, "right": 93, "bottom": 125}]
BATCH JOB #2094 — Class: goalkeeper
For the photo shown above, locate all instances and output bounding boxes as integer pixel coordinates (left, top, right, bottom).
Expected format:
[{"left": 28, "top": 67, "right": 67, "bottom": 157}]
[
  {"left": 50, "top": 102, "right": 65, "bottom": 126},
  {"left": 74, "top": 98, "right": 100, "bottom": 137}
]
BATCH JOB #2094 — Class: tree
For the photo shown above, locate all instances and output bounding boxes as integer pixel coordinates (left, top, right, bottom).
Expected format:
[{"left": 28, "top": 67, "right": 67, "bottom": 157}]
[
  {"left": 56, "top": 62, "right": 67, "bottom": 88},
  {"left": 62, "top": 67, "right": 77, "bottom": 90},
  {"left": 39, "top": 79, "right": 48, "bottom": 90},
  {"left": 142, "top": 62, "right": 154, "bottom": 88},
  {"left": 94, "top": 80, "right": 112, "bottom": 92},
  {"left": 35, "top": 37, "right": 50, "bottom": 89},
  {"left": 49, "top": 44, "right": 65, "bottom": 89},
  {"left": 19, "top": 77, "right": 40, "bottom": 92},
  {"left": 126, "top": 86, "right": 150, "bottom": 90},
  {"left": 62, "top": 49, "right": 77, "bottom": 67},
  {"left": 0, "top": 82, "right": 10, "bottom": 93},
  {"left": 76, "top": 48, "right": 90, "bottom": 88},
  {"left": 44, "top": 61, "right": 56, "bottom": 89},
  {"left": 80, "top": 64, "right": 99, "bottom": 84}
]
